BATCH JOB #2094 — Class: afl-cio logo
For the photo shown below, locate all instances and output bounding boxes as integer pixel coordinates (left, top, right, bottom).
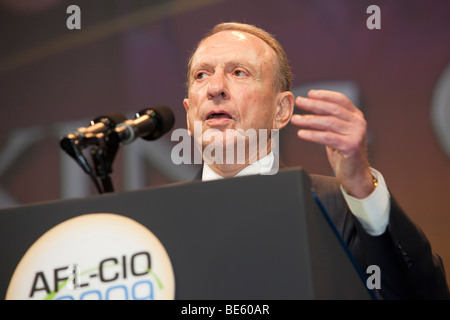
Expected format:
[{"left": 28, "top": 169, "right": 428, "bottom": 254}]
[{"left": 6, "top": 213, "right": 175, "bottom": 300}]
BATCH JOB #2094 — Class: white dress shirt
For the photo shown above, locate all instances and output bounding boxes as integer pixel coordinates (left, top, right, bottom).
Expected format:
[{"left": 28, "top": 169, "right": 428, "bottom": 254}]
[{"left": 202, "top": 152, "right": 390, "bottom": 236}]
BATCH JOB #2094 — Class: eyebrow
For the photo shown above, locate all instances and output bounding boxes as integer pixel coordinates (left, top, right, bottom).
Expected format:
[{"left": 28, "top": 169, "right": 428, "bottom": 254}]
[{"left": 190, "top": 60, "right": 258, "bottom": 77}]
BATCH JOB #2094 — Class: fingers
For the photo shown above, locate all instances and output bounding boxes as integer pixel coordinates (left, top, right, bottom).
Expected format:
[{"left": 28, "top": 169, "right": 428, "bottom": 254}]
[
  {"left": 291, "top": 114, "right": 353, "bottom": 135},
  {"left": 296, "top": 129, "right": 344, "bottom": 150},
  {"left": 294, "top": 93, "right": 361, "bottom": 120},
  {"left": 295, "top": 129, "right": 363, "bottom": 153},
  {"left": 290, "top": 90, "right": 367, "bottom": 151},
  {"left": 290, "top": 90, "right": 372, "bottom": 197},
  {"left": 307, "top": 89, "right": 357, "bottom": 112}
]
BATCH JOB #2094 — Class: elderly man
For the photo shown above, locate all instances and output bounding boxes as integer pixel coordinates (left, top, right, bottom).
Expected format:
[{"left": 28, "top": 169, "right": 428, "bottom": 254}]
[{"left": 182, "top": 22, "right": 449, "bottom": 299}]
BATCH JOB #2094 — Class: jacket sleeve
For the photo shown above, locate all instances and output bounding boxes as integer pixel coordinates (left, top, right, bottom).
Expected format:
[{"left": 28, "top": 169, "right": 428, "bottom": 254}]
[
  {"left": 353, "top": 197, "right": 450, "bottom": 299},
  {"left": 310, "top": 173, "right": 450, "bottom": 300}
]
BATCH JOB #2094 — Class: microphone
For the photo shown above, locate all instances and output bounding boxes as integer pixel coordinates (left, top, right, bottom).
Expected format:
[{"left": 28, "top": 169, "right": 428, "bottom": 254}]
[
  {"left": 61, "top": 113, "right": 127, "bottom": 146},
  {"left": 60, "top": 113, "right": 127, "bottom": 166},
  {"left": 115, "top": 105, "right": 175, "bottom": 144},
  {"left": 59, "top": 106, "right": 174, "bottom": 194}
]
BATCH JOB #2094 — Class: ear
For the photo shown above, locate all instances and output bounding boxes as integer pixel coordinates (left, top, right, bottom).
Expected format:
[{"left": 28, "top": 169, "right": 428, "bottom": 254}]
[
  {"left": 273, "top": 91, "right": 294, "bottom": 130},
  {"left": 183, "top": 98, "right": 192, "bottom": 136}
]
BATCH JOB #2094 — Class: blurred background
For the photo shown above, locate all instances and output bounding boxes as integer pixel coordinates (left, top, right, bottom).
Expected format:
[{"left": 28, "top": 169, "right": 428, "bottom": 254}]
[{"left": 1, "top": 0, "right": 449, "bottom": 289}]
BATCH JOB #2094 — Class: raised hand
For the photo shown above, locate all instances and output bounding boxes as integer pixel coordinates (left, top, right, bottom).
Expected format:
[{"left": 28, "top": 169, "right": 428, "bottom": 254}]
[{"left": 290, "top": 89, "right": 375, "bottom": 199}]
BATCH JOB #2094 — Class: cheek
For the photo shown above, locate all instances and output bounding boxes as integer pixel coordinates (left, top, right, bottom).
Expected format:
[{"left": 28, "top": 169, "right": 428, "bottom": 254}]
[
  {"left": 242, "top": 92, "right": 276, "bottom": 128},
  {"left": 186, "top": 94, "right": 202, "bottom": 117}
]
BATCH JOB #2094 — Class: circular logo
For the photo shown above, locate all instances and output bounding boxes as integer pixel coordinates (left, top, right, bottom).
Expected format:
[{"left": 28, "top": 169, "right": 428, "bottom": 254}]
[
  {"left": 431, "top": 62, "right": 450, "bottom": 160},
  {"left": 6, "top": 213, "right": 175, "bottom": 300}
]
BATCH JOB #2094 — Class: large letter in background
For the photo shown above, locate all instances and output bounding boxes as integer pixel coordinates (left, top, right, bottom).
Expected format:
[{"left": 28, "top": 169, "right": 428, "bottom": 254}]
[
  {"left": 122, "top": 137, "right": 198, "bottom": 191},
  {"left": 55, "top": 121, "right": 92, "bottom": 200},
  {"left": 291, "top": 81, "right": 361, "bottom": 113},
  {"left": 0, "top": 127, "right": 45, "bottom": 207}
]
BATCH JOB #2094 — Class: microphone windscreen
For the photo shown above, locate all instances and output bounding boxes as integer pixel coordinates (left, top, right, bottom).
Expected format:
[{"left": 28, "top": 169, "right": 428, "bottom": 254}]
[{"left": 138, "top": 105, "right": 175, "bottom": 141}]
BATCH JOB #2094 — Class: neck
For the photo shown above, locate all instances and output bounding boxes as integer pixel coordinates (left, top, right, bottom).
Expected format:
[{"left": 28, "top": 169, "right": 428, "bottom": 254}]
[{"left": 202, "top": 136, "right": 275, "bottom": 178}]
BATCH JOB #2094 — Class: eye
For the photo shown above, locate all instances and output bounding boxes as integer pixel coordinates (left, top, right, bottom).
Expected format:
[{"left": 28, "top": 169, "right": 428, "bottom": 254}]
[
  {"left": 233, "top": 69, "right": 247, "bottom": 77},
  {"left": 195, "top": 72, "right": 208, "bottom": 80}
]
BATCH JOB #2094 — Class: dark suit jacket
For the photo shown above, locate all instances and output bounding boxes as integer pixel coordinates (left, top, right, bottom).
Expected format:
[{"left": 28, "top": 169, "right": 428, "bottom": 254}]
[{"left": 194, "top": 166, "right": 450, "bottom": 299}]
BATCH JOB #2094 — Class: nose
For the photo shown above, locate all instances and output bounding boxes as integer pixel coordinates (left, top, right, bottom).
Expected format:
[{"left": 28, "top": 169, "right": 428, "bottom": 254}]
[{"left": 207, "top": 70, "right": 228, "bottom": 100}]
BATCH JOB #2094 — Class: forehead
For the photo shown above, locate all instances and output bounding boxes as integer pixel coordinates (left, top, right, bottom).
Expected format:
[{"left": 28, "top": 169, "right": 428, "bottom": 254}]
[{"left": 191, "top": 30, "right": 275, "bottom": 68}]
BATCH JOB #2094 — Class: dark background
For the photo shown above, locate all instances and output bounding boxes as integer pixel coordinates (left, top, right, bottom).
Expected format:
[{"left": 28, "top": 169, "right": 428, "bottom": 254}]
[{"left": 1, "top": 0, "right": 449, "bottom": 289}]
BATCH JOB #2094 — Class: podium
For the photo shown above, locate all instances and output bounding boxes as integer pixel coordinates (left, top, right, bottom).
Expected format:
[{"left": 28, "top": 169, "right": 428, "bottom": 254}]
[{"left": 0, "top": 168, "right": 373, "bottom": 300}]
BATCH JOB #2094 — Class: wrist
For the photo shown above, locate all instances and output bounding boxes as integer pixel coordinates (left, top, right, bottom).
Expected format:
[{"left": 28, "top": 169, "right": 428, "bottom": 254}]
[{"left": 343, "top": 171, "right": 376, "bottom": 199}]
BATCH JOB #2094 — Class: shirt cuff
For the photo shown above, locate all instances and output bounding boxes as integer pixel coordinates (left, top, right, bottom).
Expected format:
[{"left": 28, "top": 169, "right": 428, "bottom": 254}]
[{"left": 340, "top": 168, "right": 391, "bottom": 236}]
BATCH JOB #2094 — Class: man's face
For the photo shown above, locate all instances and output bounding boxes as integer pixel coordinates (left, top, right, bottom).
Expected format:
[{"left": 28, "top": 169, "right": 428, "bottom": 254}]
[{"left": 183, "top": 30, "right": 283, "bottom": 153}]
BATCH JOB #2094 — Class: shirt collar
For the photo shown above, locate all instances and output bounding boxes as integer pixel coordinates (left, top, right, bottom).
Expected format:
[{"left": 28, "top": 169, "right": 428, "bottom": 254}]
[{"left": 202, "top": 152, "right": 275, "bottom": 181}]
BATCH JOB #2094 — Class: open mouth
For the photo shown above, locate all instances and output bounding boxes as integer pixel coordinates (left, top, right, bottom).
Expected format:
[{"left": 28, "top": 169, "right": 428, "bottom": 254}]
[{"left": 206, "top": 111, "right": 233, "bottom": 121}]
